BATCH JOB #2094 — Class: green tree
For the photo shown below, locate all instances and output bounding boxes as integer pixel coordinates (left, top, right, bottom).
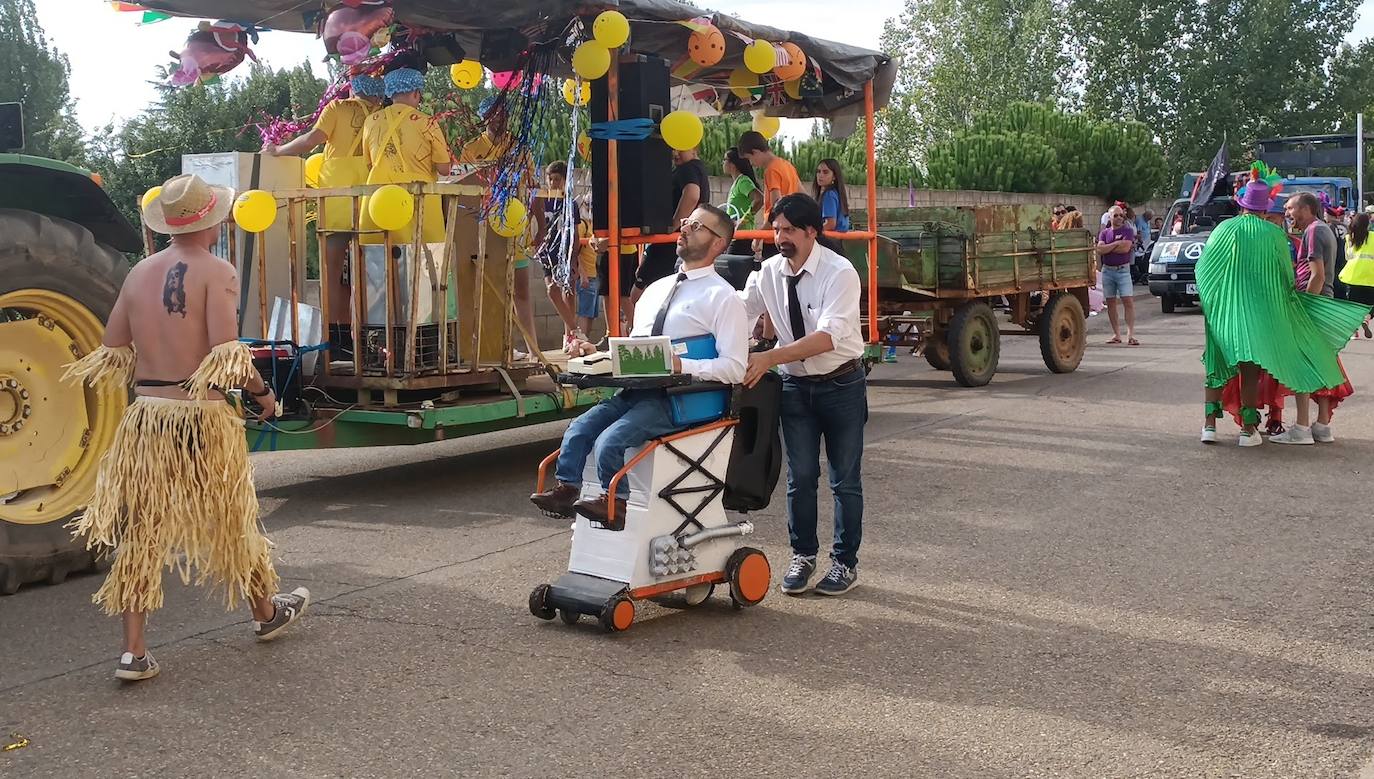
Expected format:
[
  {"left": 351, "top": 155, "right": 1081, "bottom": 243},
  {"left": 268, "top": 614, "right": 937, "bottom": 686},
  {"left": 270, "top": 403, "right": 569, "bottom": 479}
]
[
  {"left": 878, "top": 0, "right": 1073, "bottom": 167},
  {"left": 1328, "top": 39, "right": 1374, "bottom": 130},
  {"left": 0, "top": 0, "right": 85, "bottom": 161}
]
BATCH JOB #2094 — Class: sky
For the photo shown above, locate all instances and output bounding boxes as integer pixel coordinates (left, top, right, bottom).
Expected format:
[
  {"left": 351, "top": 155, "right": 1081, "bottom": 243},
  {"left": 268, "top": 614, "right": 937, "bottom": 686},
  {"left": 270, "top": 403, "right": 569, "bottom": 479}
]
[{"left": 34, "top": 0, "right": 1374, "bottom": 144}]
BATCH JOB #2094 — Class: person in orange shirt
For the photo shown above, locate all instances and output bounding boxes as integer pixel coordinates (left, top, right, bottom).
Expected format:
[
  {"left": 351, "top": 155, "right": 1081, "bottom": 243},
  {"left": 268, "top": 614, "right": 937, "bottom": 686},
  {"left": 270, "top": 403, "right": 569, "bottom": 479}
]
[
  {"left": 360, "top": 67, "right": 453, "bottom": 244},
  {"left": 738, "top": 130, "right": 802, "bottom": 259}
]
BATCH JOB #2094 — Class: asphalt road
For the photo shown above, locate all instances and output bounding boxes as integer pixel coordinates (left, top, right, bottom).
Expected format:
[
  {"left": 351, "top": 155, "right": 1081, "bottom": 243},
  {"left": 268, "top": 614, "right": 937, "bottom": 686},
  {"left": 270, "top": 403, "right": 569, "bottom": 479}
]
[{"left": 4, "top": 299, "right": 1374, "bottom": 779}]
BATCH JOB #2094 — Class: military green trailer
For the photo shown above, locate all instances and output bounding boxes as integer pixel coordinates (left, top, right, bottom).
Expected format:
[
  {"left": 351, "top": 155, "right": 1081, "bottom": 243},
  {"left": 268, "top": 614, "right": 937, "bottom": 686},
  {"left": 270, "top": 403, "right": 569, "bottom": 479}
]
[{"left": 847, "top": 204, "right": 1095, "bottom": 387}]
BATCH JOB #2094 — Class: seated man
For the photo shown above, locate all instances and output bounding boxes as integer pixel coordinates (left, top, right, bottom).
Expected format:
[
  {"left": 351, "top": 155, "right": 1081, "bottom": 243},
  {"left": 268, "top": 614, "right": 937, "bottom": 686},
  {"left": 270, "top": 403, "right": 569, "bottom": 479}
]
[{"left": 531, "top": 204, "right": 748, "bottom": 526}]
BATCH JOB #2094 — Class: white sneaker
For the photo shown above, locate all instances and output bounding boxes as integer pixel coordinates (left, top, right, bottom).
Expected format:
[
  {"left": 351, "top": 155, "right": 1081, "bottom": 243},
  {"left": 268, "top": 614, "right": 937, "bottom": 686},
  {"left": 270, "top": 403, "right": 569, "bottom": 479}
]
[
  {"left": 1311, "top": 422, "right": 1335, "bottom": 443},
  {"left": 1238, "top": 431, "right": 1264, "bottom": 447},
  {"left": 1200, "top": 427, "right": 1218, "bottom": 444},
  {"left": 1269, "top": 425, "right": 1314, "bottom": 445}
]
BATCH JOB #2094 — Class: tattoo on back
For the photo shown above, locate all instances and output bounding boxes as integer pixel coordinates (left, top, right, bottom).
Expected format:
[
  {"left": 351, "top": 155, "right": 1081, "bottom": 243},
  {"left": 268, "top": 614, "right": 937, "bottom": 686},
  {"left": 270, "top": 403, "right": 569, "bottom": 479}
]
[{"left": 163, "top": 262, "right": 188, "bottom": 317}]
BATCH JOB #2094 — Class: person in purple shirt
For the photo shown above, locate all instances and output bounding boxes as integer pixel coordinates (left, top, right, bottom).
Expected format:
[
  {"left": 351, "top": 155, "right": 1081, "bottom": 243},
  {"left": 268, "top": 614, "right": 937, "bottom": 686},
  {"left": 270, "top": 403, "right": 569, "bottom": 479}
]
[{"left": 1096, "top": 205, "right": 1139, "bottom": 345}]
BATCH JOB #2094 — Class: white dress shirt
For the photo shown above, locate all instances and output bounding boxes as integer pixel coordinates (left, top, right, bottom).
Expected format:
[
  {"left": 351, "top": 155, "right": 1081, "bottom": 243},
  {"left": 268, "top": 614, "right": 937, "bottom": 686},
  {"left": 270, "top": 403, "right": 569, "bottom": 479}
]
[
  {"left": 740, "top": 240, "right": 865, "bottom": 377},
  {"left": 630, "top": 264, "right": 748, "bottom": 384}
]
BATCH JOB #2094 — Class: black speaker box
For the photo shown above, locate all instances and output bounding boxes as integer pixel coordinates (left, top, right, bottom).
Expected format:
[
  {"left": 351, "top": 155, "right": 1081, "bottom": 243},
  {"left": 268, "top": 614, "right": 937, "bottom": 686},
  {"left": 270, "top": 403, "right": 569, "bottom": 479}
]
[
  {"left": 0, "top": 103, "right": 23, "bottom": 152},
  {"left": 591, "top": 55, "right": 673, "bottom": 235}
]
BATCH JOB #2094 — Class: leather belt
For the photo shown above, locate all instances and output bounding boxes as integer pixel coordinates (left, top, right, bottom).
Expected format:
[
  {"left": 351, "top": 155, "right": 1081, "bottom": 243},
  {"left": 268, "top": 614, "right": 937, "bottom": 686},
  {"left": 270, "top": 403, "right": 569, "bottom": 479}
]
[{"left": 788, "top": 358, "right": 863, "bottom": 383}]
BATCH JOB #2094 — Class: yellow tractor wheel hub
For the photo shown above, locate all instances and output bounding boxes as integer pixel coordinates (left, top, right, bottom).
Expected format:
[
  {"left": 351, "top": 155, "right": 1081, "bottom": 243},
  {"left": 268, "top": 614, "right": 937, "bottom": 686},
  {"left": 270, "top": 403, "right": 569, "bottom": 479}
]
[{"left": 0, "top": 289, "right": 125, "bottom": 525}]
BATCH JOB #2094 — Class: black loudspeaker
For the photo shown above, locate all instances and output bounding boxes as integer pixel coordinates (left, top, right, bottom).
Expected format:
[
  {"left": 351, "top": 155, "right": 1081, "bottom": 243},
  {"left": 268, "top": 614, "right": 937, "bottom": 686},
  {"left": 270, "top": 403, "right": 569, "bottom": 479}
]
[
  {"left": 591, "top": 55, "right": 673, "bottom": 235},
  {"left": 0, "top": 103, "right": 23, "bottom": 152}
]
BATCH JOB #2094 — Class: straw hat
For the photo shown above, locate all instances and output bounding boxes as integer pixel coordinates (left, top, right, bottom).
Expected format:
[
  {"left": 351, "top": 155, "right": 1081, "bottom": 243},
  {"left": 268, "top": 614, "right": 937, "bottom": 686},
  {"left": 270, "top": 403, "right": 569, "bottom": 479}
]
[{"left": 142, "top": 174, "right": 235, "bottom": 235}]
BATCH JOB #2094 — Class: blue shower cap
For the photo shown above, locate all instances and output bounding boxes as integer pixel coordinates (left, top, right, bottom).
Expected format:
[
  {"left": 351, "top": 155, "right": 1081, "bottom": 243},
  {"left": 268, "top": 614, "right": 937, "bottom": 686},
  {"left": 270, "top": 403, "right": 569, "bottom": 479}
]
[
  {"left": 383, "top": 68, "right": 425, "bottom": 98},
  {"left": 350, "top": 74, "right": 384, "bottom": 98}
]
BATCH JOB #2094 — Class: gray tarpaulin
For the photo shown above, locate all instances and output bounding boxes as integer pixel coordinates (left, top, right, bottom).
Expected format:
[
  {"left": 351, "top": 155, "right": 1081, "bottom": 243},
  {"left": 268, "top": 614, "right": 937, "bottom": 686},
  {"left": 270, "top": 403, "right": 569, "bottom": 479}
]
[{"left": 142, "top": 0, "right": 893, "bottom": 125}]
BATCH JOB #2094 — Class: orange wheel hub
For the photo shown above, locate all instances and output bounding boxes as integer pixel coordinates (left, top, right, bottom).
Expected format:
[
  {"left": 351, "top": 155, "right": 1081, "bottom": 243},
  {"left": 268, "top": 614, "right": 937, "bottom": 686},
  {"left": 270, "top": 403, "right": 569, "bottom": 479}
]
[
  {"left": 611, "top": 598, "right": 635, "bottom": 631},
  {"left": 734, "top": 552, "right": 771, "bottom": 604}
]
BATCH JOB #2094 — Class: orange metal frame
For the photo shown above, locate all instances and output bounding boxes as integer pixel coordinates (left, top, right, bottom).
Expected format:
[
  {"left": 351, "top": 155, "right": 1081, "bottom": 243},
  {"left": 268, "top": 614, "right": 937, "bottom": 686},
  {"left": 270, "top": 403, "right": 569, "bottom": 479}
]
[
  {"left": 628, "top": 571, "right": 726, "bottom": 600},
  {"left": 599, "top": 69, "right": 882, "bottom": 344}
]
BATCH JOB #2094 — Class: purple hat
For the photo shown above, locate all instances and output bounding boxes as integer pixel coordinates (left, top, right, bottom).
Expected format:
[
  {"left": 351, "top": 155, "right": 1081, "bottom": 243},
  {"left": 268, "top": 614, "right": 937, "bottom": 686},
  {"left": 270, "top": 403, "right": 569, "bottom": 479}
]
[{"left": 1235, "top": 162, "right": 1284, "bottom": 212}]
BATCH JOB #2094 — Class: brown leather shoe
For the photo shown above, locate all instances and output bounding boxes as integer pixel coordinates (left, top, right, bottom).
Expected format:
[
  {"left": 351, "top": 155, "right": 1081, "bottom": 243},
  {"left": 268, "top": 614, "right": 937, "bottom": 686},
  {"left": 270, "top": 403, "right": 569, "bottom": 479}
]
[
  {"left": 573, "top": 494, "right": 627, "bottom": 530},
  {"left": 530, "top": 482, "right": 580, "bottom": 518}
]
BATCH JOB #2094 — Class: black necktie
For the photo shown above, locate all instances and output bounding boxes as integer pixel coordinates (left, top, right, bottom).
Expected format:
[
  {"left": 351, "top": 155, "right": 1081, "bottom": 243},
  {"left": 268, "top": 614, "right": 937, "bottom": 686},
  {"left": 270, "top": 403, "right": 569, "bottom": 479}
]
[
  {"left": 787, "top": 271, "right": 807, "bottom": 341},
  {"left": 651, "top": 273, "right": 688, "bottom": 336}
]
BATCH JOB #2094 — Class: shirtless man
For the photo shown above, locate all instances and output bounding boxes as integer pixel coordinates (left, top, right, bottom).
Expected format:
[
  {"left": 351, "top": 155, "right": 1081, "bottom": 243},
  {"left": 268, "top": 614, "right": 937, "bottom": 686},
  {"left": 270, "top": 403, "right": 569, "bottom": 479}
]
[{"left": 65, "top": 174, "right": 309, "bottom": 682}]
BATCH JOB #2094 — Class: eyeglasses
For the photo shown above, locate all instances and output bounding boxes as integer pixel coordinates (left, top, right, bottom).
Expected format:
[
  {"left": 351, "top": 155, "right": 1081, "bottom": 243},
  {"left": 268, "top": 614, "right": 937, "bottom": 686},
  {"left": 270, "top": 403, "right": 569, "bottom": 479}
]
[
  {"left": 1053, "top": 210, "right": 1066, "bottom": 216},
  {"left": 680, "top": 217, "right": 722, "bottom": 238}
]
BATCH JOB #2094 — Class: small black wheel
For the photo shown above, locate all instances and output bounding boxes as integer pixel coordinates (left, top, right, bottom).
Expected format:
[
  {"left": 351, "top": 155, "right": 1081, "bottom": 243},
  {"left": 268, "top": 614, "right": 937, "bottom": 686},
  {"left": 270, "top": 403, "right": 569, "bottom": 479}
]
[
  {"left": 947, "top": 301, "right": 1000, "bottom": 387},
  {"left": 599, "top": 595, "right": 635, "bottom": 632},
  {"left": 923, "top": 334, "right": 951, "bottom": 371},
  {"left": 1160, "top": 295, "right": 1176, "bottom": 314},
  {"left": 528, "top": 584, "right": 556, "bottom": 620},
  {"left": 1038, "top": 293, "right": 1086, "bottom": 374},
  {"left": 558, "top": 609, "right": 580, "bottom": 625}
]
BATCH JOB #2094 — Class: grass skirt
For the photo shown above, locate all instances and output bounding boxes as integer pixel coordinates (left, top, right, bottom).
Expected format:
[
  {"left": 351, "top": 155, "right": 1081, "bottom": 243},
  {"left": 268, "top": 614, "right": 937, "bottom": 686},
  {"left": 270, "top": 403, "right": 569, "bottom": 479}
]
[{"left": 63, "top": 342, "right": 278, "bottom": 615}]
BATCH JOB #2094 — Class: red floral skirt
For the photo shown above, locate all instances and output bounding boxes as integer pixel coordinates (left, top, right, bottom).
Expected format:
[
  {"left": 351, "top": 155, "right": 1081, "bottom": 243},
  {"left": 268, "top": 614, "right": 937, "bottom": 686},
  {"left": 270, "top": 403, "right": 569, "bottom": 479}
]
[{"left": 1221, "top": 361, "right": 1353, "bottom": 425}]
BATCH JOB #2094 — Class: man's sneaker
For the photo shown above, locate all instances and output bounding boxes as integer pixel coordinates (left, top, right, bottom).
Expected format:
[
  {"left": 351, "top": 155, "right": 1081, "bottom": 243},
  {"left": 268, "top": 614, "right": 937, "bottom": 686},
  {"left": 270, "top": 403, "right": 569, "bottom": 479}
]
[
  {"left": 814, "top": 562, "right": 859, "bottom": 596},
  {"left": 1269, "top": 425, "right": 1314, "bottom": 445},
  {"left": 254, "top": 587, "right": 311, "bottom": 642},
  {"left": 1200, "top": 426, "right": 1217, "bottom": 444},
  {"left": 1238, "top": 431, "right": 1264, "bottom": 448},
  {"left": 779, "top": 554, "right": 816, "bottom": 595},
  {"left": 1312, "top": 422, "right": 1335, "bottom": 443},
  {"left": 115, "top": 651, "right": 160, "bottom": 682}
]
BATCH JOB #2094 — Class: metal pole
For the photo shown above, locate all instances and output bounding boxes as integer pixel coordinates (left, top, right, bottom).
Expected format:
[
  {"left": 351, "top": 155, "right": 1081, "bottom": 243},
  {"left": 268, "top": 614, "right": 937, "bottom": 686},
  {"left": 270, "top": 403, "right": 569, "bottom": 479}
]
[
  {"left": 1359, "top": 113, "right": 1365, "bottom": 210},
  {"left": 607, "top": 51, "right": 622, "bottom": 338},
  {"left": 864, "top": 80, "right": 879, "bottom": 345}
]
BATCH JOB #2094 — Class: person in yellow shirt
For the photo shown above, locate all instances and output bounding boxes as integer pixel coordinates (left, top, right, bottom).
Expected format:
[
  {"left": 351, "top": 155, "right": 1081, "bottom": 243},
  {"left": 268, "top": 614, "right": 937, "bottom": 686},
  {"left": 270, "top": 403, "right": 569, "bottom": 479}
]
[
  {"left": 263, "top": 73, "right": 384, "bottom": 330},
  {"left": 1339, "top": 211, "right": 1374, "bottom": 338},
  {"left": 360, "top": 67, "right": 453, "bottom": 244}
]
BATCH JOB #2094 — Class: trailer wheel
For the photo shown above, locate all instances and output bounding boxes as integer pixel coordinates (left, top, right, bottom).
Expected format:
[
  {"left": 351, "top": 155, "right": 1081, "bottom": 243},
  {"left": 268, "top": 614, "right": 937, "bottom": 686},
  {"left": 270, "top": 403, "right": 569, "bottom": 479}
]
[
  {"left": 947, "top": 301, "right": 1000, "bottom": 387},
  {"left": 923, "top": 335, "right": 951, "bottom": 371},
  {"left": 1038, "top": 293, "right": 1086, "bottom": 374},
  {"left": 0, "top": 209, "right": 129, "bottom": 595},
  {"left": 1160, "top": 295, "right": 1176, "bottom": 314}
]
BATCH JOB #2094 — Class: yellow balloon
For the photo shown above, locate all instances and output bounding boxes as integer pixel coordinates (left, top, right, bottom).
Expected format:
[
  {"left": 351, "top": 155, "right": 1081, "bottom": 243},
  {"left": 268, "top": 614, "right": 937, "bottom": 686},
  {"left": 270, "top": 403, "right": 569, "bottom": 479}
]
[
  {"left": 572, "top": 41, "right": 612, "bottom": 80},
  {"left": 784, "top": 79, "right": 802, "bottom": 101},
  {"left": 367, "top": 184, "right": 414, "bottom": 232},
  {"left": 304, "top": 153, "right": 324, "bottom": 187},
  {"left": 233, "top": 190, "right": 277, "bottom": 233},
  {"left": 592, "top": 10, "right": 630, "bottom": 48},
  {"left": 744, "top": 40, "right": 776, "bottom": 74},
  {"left": 729, "top": 68, "right": 760, "bottom": 100},
  {"left": 140, "top": 186, "right": 162, "bottom": 211},
  {"left": 489, "top": 199, "right": 529, "bottom": 238},
  {"left": 562, "top": 79, "right": 590, "bottom": 107},
  {"left": 752, "top": 114, "right": 781, "bottom": 140},
  {"left": 578, "top": 130, "right": 592, "bottom": 160},
  {"left": 660, "top": 111, "right": 704, "bottom": 151},
  {"left": 450, "top": 59, "right": 483, "bottom": 89}
]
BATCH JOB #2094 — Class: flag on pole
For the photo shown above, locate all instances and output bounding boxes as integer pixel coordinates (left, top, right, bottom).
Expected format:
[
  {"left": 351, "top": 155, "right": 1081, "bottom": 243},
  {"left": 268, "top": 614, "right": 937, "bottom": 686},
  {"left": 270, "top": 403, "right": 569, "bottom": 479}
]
[{"left": 1190, "top": 140, "right": 1228, "bottom": 212}]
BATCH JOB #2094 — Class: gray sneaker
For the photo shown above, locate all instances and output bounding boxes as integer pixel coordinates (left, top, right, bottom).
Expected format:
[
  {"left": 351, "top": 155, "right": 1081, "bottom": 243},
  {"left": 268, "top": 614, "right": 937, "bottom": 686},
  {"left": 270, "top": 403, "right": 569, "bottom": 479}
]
[
  {"left": 814, "top": 562, "right": 859, "bottom": 596},
  {"left": 254, "top": 587, "right": 311, "bottom": 642},
  {"left": 115, "top": 651, "right": 160, "bottom": 682}
]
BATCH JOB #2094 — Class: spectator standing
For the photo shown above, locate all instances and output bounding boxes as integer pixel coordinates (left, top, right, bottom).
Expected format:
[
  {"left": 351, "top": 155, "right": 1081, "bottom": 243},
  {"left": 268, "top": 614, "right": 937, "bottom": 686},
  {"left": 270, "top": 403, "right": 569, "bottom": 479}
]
[
  {"left": 738, "top": 131, "right": 802, "bottom": 258},
  {"left": 1339, "top": 211, "right": 1374, "bottom": 338},
  {"left": 1096, "top": 205, "right": 1139, "bottom": 345},
  {"left": 813, "top": 158, "right": 852, "bottom": 233},
  {"left": 723, "top": 148, "right": 764, "bottom": 256}
]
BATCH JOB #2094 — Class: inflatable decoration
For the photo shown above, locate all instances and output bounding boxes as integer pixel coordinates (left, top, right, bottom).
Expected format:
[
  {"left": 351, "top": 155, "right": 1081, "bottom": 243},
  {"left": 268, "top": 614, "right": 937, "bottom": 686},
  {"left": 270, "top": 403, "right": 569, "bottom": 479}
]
[
  {"left": 322, "top": 0, "right": 395, "bottom": 66},
  {"left": 140, "top": 186, "right": 162, "bottom": 211},
  {"left": 773, "top": 42, "right": 806, "bottom": 81},
  {"left": 304, "top": 153, "right": 325, "bottom": 187},
  {"left": 743, "top": 40, "right": 775, "bottom": 74},
  {"left": 563, "top": 79, "right": 591, "bottom": 107},
  {"left": 170, "top": 20, "right": 259, "bottom": 87},
  {"left": 489, "top": 199, "right": 529, "bottom": 238},
  {"left": 450, "top": 59, "right": 483, "bottom": 89},
  {"left": 572, "top": 41, "right": 612, "bottom": 80},
  {"left": 687, "top": 24, "right": 725, "bottom": 67},
  {"left": 661, "top": 111, "right": 704, "bottom": 151},
  {"left": 593, "top": 10, "right": 631, "bottom": 48},
  {"left": 233, "top": 190, "right": 277, "bottom": 233},
  {"left": 367, "top": 184, "right": 414, "bottom": 232},
  {"left": 752, "top": 113, "right": 780, "bottom": 140}
]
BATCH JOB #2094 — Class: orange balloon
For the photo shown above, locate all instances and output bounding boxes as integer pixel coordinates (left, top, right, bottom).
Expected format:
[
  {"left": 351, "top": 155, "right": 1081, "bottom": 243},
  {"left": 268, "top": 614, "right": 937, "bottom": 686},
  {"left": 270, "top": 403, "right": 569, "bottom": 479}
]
[
  {"left": 688, "top": 25, "right": 725, "bottom": 67},
  {"left": 773, "top": 42, "right": 807, "bottom": 82}
]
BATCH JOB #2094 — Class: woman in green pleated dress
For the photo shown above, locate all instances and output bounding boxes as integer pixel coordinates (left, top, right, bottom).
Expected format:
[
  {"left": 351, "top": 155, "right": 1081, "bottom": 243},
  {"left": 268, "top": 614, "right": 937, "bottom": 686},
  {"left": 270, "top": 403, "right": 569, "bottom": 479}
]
[{"left": 1198, "top": 162, "right": 1369, "bottom": 447}]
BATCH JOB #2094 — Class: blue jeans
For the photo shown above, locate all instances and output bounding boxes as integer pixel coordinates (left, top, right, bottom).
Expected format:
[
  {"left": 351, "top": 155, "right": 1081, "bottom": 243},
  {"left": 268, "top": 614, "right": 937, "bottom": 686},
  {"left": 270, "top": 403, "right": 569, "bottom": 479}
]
[
  {"left": 780, "top": 368, "right": 867, "bottom": 568},
  {"left": 555, "top": 390, "right": 682, "bottom": 498}
]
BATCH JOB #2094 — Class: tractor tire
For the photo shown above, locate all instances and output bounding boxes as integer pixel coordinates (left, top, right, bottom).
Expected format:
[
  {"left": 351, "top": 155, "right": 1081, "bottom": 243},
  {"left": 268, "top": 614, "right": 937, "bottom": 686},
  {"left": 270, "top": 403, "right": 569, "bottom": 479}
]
[
  {"left": 923, "top": 335, "right": 951, "bottom": 371},
  {"left": 947, "top": 301, "right": 1000, "bottom": 387},
  {"left": 0, "top": 208, "right": 129, "bottom": 595},
  {"left": 1038, "top": 293, "right": 1087, "bottom": 374}
]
